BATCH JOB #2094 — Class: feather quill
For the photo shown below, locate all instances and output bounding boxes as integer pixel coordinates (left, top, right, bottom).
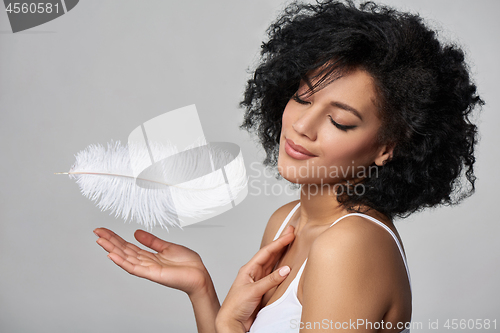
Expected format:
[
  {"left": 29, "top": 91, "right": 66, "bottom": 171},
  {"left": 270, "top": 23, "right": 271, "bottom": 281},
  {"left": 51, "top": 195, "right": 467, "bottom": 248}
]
[{"left": 63, "top": 138, "right": 248, "bottom": 230}]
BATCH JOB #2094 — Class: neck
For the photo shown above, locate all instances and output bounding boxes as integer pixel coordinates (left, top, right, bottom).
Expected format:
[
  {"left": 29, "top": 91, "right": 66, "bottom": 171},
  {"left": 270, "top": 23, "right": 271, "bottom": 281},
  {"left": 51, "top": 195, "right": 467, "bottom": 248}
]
[{"left": 295, "top": 183, "right": 346, "bottom": 234}]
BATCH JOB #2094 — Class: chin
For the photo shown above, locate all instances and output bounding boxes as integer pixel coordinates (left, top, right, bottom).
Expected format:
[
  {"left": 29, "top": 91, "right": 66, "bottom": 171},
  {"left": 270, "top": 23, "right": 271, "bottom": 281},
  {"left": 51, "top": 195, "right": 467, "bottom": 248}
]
[{"left": 278, "top": 161, "right": 324, "bottom": 185}]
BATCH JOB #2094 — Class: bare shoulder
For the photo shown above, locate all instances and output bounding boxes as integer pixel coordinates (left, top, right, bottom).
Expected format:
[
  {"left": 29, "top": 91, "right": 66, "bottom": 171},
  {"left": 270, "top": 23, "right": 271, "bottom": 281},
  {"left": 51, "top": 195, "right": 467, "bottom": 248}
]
[
  {"left": 259, "top": 199, "right": 300, "bottom": 250},
  {"left": 301, "top": 215, "right": 412, "bottom": 323},
  {"left": 309, "top": 215, "right": 405, "bottom": 275},
  {"left": 303, "top": 216, "right": 408, "bottom": 312}
]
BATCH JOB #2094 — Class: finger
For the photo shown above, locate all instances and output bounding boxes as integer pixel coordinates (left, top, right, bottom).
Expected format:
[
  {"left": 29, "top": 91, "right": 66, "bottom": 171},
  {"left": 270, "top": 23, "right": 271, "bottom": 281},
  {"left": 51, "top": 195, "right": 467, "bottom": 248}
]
[
  {"left": 95, "top": 229, "right": 160, "bottom": 262},
  {"left": 94, "top": 228, "right": 127, "bottom": 245},
  {"left": 107, "top": 252, "right": 152, "bottom": 278},
  {"left": 283, "top": 225, "right": 295, "bottom": 235},
  {"left": 134, "top": 229, "right": 178, "bottom": 253},
  {"left": 250, "top": 231, "right": 295, "bottom": 267},
  {"left": 106, "top": 237, "right": 147, "bottom": 260},
  {"left": 253, "top": 265, "right": 291, "bottom": 296},
  {"left": 133, "top": 248, "right": 158, "bottom": 261},
  {"left": 94, "top": 228, "right": 143, "bottom": 253},
  {"left": 94, "top": 231, "right": 131, "bottom": 254},
  {"left": 97, "top": 238, "right": 142, "bottom": 265}
]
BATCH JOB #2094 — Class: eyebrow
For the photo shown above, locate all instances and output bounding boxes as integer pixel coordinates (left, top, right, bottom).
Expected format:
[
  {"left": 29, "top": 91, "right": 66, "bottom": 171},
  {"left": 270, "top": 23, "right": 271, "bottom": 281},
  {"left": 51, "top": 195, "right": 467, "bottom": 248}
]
[{"left": 330, "top": 101, "right": 363, "bottom": 121}]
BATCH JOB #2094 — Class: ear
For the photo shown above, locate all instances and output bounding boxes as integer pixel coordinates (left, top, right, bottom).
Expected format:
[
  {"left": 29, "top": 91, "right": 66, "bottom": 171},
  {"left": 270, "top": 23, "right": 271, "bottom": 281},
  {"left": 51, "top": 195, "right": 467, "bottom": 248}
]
[{"left": 374, "top": 142, "right": 395, "bottom": 166}]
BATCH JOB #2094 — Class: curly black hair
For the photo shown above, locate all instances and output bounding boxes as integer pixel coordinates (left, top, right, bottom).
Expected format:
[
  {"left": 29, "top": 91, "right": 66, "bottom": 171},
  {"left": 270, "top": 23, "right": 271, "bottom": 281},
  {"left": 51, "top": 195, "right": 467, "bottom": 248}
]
[{"left": 239, "top": 0, "right": 483, "bottom": 219}]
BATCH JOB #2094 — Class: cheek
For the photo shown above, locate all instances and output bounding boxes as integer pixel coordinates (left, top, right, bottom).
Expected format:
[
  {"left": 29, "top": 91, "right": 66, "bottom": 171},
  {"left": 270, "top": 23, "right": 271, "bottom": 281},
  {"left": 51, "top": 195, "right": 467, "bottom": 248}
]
[
  {"left": 280, "top": 102, "right": 297, "bottom": 145},
  {"left": 320, "top": 130, "right": 379, "bottom": 167},
  {"left": 281, "top": 102, "right": 293, "bottom": 129},
  {"left": 278, "top": 103, "right": 291, "bottom": 154}
]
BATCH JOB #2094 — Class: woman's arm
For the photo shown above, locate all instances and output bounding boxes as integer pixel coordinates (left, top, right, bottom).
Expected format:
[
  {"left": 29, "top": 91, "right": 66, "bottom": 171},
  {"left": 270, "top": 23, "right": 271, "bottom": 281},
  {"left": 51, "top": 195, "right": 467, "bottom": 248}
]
[
  {"left": 300, "top": 217, "right": 410, "bottom": 332},
  {"left": 95, "top": 201, "right": 299, "bottom": 333},
  {"left": 191, "top": 200, "right": 299, "bottom": 333},
  {"left": 190, "top": 200, "right": 300, "bottom": 332},
  {"left": 215, "top": 226, "right": 296, "bottom": 333},
  {"left": 94, "top": 228, "right": 222, "bottom": 333},
  {"left": 189, "top": 277, "right": 221, "bottom": 333}
]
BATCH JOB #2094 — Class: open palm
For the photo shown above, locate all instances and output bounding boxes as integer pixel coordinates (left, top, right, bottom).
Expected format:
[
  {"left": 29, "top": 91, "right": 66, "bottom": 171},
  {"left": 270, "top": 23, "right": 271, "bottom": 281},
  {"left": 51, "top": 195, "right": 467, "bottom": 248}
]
[{"left": 94, "top": 228, "right": 210, "bottom": 296}]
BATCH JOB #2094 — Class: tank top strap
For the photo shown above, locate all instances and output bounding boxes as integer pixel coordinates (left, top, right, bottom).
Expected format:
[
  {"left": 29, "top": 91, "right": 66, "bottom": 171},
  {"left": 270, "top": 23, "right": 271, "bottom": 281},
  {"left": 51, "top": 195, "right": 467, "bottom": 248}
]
[
  {"left": 273, "top": 202, "right": 301, "bottom": 241},
  {"left": 288, "top": 257, "right": 309, "bottom": 292},
  {"left": 271, "top": 204, "right": 411, "bottom": 294},
  {"left": 296, "top": 258, "right": 308, "bottom": 278},
  {"left": 328, "top": 212, "right": 412, "bottom": 293}
]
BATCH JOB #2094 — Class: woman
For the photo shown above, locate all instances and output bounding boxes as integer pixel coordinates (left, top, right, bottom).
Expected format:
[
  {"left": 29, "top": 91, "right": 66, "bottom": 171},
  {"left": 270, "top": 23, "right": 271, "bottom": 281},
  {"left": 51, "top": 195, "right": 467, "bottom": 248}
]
[{"left": 94, "top": 1, "right": 482, "bottom": 332}]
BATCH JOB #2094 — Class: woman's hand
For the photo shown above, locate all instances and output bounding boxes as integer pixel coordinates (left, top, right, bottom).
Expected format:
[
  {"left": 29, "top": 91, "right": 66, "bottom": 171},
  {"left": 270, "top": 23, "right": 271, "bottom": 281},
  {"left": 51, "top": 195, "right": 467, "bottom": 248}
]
[
  {"left": 94, "top": 228, "right": 211, "bottom": 297},
  {"left": 216, "top": 225, "right": 296, "bottom": 333}
]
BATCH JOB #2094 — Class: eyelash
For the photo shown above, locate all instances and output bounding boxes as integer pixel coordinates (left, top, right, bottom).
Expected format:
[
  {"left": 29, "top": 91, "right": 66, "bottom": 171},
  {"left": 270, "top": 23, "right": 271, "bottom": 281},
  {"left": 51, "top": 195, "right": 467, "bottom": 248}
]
[
  {"left": 292, "top": 94, "right": 310, "bottom": 105},
  {"left": 292, "top": 94, "right": 357, "bottom": 132},
  {"left": 328, "top": 115, "right": 357, "bottom": 131}
]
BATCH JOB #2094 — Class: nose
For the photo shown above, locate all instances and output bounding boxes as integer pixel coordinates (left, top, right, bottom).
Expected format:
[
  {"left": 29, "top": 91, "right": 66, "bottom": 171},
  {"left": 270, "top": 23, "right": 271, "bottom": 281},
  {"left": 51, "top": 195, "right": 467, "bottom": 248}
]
[{"left": 292, "top": 105, "right": 321, "bottom": 141}]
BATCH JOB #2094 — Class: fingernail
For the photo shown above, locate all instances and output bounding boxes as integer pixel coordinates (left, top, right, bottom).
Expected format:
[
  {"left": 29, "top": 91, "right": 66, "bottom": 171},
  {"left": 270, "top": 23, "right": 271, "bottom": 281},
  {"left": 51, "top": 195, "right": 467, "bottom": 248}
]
[
  {"left": 279, "top": 266, "right": 290, "bottom": 276},
  {"left": 93, "top": 230, "right": 99, "bottom": 238}
]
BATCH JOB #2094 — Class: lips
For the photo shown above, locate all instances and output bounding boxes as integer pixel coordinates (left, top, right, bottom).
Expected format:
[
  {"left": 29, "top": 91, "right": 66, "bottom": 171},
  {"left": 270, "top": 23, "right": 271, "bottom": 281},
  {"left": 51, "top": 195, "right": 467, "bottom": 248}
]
[
  {"left": 285, "top": 139, "right": 316, "bottom": 156},
  {"left": 284, "top": 139, "right": 317, "bottom": 160}
]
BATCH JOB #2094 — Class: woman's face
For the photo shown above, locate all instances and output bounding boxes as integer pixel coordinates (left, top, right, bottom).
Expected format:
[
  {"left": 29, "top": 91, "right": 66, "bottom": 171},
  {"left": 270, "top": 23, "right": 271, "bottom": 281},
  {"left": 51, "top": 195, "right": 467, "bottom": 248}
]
[{"left": 277, "top": 68, "right": 392, "bottom": 185}]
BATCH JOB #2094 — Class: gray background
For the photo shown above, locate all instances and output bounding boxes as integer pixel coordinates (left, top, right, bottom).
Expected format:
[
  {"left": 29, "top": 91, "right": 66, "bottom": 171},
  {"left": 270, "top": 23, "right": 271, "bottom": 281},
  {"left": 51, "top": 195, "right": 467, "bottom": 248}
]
[{"left": 1, "top": 0, "right": 498, "bottom": 332}]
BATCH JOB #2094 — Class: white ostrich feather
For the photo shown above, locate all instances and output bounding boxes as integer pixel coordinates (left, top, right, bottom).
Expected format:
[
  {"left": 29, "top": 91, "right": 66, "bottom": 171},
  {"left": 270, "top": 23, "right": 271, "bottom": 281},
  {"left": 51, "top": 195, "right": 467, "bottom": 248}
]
[{"left": 65, "top": 138, "right": 248, "bottom": 230}]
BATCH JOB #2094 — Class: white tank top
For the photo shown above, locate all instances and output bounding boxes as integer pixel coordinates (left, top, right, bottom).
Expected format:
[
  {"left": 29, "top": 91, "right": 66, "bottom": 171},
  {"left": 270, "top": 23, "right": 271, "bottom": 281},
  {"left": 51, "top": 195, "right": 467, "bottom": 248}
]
[{"left": 248, "top": 202, "right": 412, "bottom": 333}]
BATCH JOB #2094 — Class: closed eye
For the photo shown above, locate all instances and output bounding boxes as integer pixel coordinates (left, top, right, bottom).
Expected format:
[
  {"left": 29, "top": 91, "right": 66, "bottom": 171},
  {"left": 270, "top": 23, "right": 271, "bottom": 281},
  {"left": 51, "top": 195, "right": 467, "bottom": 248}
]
[
  {"left": 293, "top": 94, "right": 357, "bottom": 131},
  {"left": 328, "top": 115, "right": 357, "bottom": 131},
  {"left": 292, "top": 94, "right": 310, "bottom": 105}
]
